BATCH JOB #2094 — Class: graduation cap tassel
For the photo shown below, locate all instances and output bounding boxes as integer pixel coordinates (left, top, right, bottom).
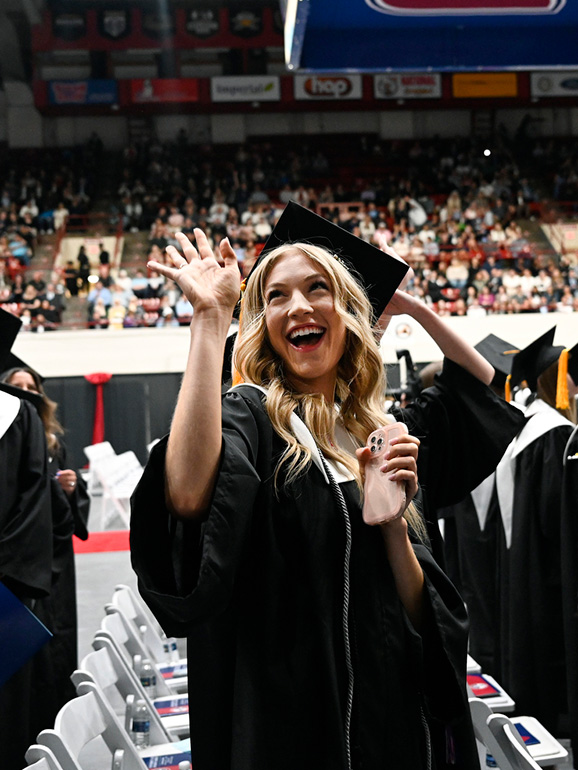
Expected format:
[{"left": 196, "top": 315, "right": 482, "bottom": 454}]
[
  {"left": 556, "top": 348, "right": 570, "bottom": 410},
  {"left": 504, "top": 374, "right": 512, "bottom": 403},
  {"left": 231, "top": 280, "right": 246, "bottom": 387}
]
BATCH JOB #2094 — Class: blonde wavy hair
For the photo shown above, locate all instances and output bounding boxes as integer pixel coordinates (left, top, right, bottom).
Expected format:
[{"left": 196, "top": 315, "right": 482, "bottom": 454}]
[{"left": 233, "top": 242, "right": 425, "bottom": 539}]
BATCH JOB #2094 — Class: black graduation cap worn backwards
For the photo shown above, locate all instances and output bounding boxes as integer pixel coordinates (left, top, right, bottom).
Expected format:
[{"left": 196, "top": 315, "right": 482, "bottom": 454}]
[
  {"left": 510, "top": 327, "right": 558, "bottom": 391},
  {"left": 0, "top": 307, "right": 45, "bottom": 410},
  {"left": 475, "top": 333, "right": 519, "bottom": 390},
  {"left": 239, "top": 202, "right": 409, "bottom": 321}
]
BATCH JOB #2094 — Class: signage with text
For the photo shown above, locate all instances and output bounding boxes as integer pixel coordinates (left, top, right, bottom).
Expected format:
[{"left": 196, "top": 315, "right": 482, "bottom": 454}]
[
  {"left": 48, "top": 79, "right": 118, "bottom": 106},
  {"left": 211, "top": 76, "right": 280, "bottom": 102},
  {"left": 374, "top": 73, "right": 441, "bottom": 99},
  {"left": 452, "top": 73, "right": 518, "bottom": 98},
  {"left": 294, "top": 74, "right": 363, "bottom": 100}
]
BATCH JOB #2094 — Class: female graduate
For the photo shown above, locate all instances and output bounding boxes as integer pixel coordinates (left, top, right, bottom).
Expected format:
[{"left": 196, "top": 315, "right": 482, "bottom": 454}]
[{"left": 130, "top": 204, "right": 524, "bottom": 770}]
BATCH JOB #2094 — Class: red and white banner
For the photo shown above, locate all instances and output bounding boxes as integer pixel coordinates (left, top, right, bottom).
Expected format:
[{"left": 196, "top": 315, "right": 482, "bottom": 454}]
[
  {"left": 129, "top": 79, "right": 199, "bottom": 104},
  {"left": 374, "top": 73, "right": 441, "bottom": 99}
]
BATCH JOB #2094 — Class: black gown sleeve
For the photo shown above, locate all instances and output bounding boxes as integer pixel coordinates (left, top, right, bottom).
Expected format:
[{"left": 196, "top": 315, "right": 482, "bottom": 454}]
[
  {"left": 55, "top": 440, "right": 90, "bottom": 541},
  {"left": 130, "top": 389, "right": 267, "bottom": 637},
  {"left": 394, "top": 358, "right": 526, "bottom": 513}
]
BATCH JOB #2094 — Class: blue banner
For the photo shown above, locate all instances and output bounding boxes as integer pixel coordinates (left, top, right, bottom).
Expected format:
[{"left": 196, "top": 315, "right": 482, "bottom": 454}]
[
  {"left": 48, "top": 79, "right": 118, "bottom": 106},
  {"left": 285, "top": 0, "right": 578, "bottom": 71}
]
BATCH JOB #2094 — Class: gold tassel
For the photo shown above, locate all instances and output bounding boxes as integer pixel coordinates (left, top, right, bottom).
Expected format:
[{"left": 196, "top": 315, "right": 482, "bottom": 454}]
[
  {"left": 505, "top": 374, "right": 512, "bottom": 403},
  {"left": 556, "top": 348, "right": 569, "bottom": 410},
  {"left": 231, "top": 280, "right": 247, "bottom": 386}
]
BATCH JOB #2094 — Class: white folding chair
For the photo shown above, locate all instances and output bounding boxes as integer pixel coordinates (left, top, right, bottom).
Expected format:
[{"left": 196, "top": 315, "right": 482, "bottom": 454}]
[
  {"left": 25, "top": 745, "right": 64, "bottom": 770},
  {"left": 489, "top": 719, "right": 542, "bottom": 770},
  {"left": 91, "top": 632, "right": 190, "bottom": 740},
  {"left": 72, "top": 641, "right": 173, "bottom": 745},
  {"left": 35, "top": 682, "right": 144, "bottom": 770},
  {"left": 105, "top": 601, "right": 187, "bottom": 693},
  {"left": 488, "top": 713, "right": 568, "bottom": 768},
  {"left": 470, "top": 697, "right": 518, "bottom": 770},
  {"left": 99, "top": 609, "right": 173, "bottom": 697}
]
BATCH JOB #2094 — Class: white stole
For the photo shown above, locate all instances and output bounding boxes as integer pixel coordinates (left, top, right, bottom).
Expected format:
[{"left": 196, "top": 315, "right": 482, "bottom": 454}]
[{"left": 0, "top": 390, "right": 21, "bottom": 440}]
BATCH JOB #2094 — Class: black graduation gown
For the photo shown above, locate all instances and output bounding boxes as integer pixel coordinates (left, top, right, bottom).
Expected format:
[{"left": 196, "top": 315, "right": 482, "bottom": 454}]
[
  {"left": 131, "top": 360, "right": 525, "bottom": 770},
  {"left": 438, "top": 491, "right": 503, "bottom": 677},
  {"left": 497, "top": 418, "right": 574, "bottom": 734},
  {"left": 30, "top": 439, "right": 90, "bottom": 735},
  {"left": 0, "top": 398, "right": 53, "bottom": 770},
  {"left": 561, "top": 425, "right": 578, "bottom": 755}
]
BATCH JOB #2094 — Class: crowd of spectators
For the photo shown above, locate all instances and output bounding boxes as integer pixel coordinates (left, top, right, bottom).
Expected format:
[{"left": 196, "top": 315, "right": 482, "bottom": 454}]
[
  {"left": 0, "top": 133, "right": 101, "bottom": 276},
  {"left": 2, "top": 127, "right": 578, "bottom": 330}
]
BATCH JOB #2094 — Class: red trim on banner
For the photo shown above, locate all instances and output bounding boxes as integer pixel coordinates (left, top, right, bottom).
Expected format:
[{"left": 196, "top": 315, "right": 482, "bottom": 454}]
[{"left": 73, "top": 530, "right": 129, "bottom": 553}]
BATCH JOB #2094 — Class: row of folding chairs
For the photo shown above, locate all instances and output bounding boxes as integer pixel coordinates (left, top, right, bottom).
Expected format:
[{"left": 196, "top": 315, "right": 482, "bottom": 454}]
[
  {"left": 466, "top": 656, "right": 569, "bottom": 769},
  {"left": 24, "top": 585, "right": 191, "bottom": 770}
]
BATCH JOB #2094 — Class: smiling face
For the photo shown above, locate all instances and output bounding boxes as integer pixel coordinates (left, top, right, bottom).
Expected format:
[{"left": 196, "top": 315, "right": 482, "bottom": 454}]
[{"left": 264, "top": 251, "right": 346, "bottom": 401}]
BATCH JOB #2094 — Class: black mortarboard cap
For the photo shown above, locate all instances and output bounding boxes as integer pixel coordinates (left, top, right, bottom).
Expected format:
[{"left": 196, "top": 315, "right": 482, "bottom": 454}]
[
  {"left": 510, "top": 327, "right": 559, "bottom": 391},
  {"left": 240, "top": 202, "right": 409, "bottom": 320},
  {"left": 0, "top": 307, "right": 22, "bottom": 373},
  {"left": 475, "top": 334, "right": 519, "bottom": 390},
  {"left": 0, "top": 380, "right": 44, "bottom": 411}
]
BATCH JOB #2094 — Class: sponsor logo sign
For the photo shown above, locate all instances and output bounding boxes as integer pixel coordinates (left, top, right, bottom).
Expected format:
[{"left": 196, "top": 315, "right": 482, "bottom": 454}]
[
  {"left": 99, "top": 9, "right": 130, "bottom": 40},
  {"left": 531, "top": 71, "right": 578, "bottom": 97},
  {"left": 211, "top": 76, "right": 280, "bottom": 102},
  {"left": 48, "top": 80, "right": 118, "bottom": 106},
  {"left": 229, "top": 9, "right": 263, "bottom": 37},
  {"left": 186, "top": 8, "right": 220, "bottom": 38},
  {"left": 365, "top": 0, "right": 566, "bottom": 14},
  {"left": 374, "top": 73, "right": 441, "bottom": 99},
  {"left": 294, "top": 75, "right": 363, "bottom": 100},
  {"left": 130, "top": 79, "right": 199, "bottom": 104},
  {"left": 452, "top": 72, "right": 518, "bottom": 98}
]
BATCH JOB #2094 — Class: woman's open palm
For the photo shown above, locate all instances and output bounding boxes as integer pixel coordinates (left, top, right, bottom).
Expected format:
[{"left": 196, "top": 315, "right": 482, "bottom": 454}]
[{"left": 148, "top": 229, "right": 241, "bottom": 316}]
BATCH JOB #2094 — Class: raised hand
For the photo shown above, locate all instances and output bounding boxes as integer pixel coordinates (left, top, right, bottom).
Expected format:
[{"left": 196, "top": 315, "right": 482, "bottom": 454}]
[{"left": 148, "top": 229, "right": 241, "bottom": 317}]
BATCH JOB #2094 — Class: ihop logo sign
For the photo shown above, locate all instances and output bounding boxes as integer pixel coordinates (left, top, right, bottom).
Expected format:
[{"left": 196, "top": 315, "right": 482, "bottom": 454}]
[{"left": 365, "top": 0, "right": 566, "bottom": 14}]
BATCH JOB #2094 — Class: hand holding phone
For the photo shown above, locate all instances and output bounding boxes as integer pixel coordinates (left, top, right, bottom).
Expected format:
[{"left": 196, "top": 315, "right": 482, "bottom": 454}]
[{"left": 363, "top": 422, "right": 408, "bottom": 525}]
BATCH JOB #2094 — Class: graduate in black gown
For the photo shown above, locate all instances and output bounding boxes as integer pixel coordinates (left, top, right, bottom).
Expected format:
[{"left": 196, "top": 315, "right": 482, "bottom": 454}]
[
  {"left": 494, "top": 328, "right": 577, "bottom": 737},
  {"left": 0, "top": 310, "right": 53, "bottom": 770},
  {"left": 131, "top": 204, "right": 524, "bottom": 770},
  {"left": 1, "top": 359, "right": 90, "bottom": 737},
  {"left": 439, "top": 334, "right": 523, "bottom": 675}
]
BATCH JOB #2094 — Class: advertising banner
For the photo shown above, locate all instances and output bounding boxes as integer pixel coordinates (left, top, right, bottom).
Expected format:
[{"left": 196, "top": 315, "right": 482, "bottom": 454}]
[
  {"left": 48, "top": 80, "right": 118, "bottom": 106},
  {"left": 374, "top": 73, "right": 441, "bottom": 98},
  {"left": 294, "top": 74, "right": 363, "bottom": 100},
  {"left": 211, "top": 76, "right": 280, "bottom": 102},
  {"left": 129, "top": 79, "right": 199, "bottom": 104},
  {"left": 531, "top": 71, "right": 578, "bottom": 97},
  {"left": 452, "top": 73, "right": 518, "bottom": 98}
]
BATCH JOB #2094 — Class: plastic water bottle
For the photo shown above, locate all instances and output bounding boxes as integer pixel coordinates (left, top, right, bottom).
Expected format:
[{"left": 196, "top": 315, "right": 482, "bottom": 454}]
[
  {"left": 163, "top": 637, "right": 180, "bottom": 663},
  {"left": 139, "top": 658, "right": 157, "bottom": 697},
  {"left": 132, "top": 699, "right": 151, "bottom": 748}
]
